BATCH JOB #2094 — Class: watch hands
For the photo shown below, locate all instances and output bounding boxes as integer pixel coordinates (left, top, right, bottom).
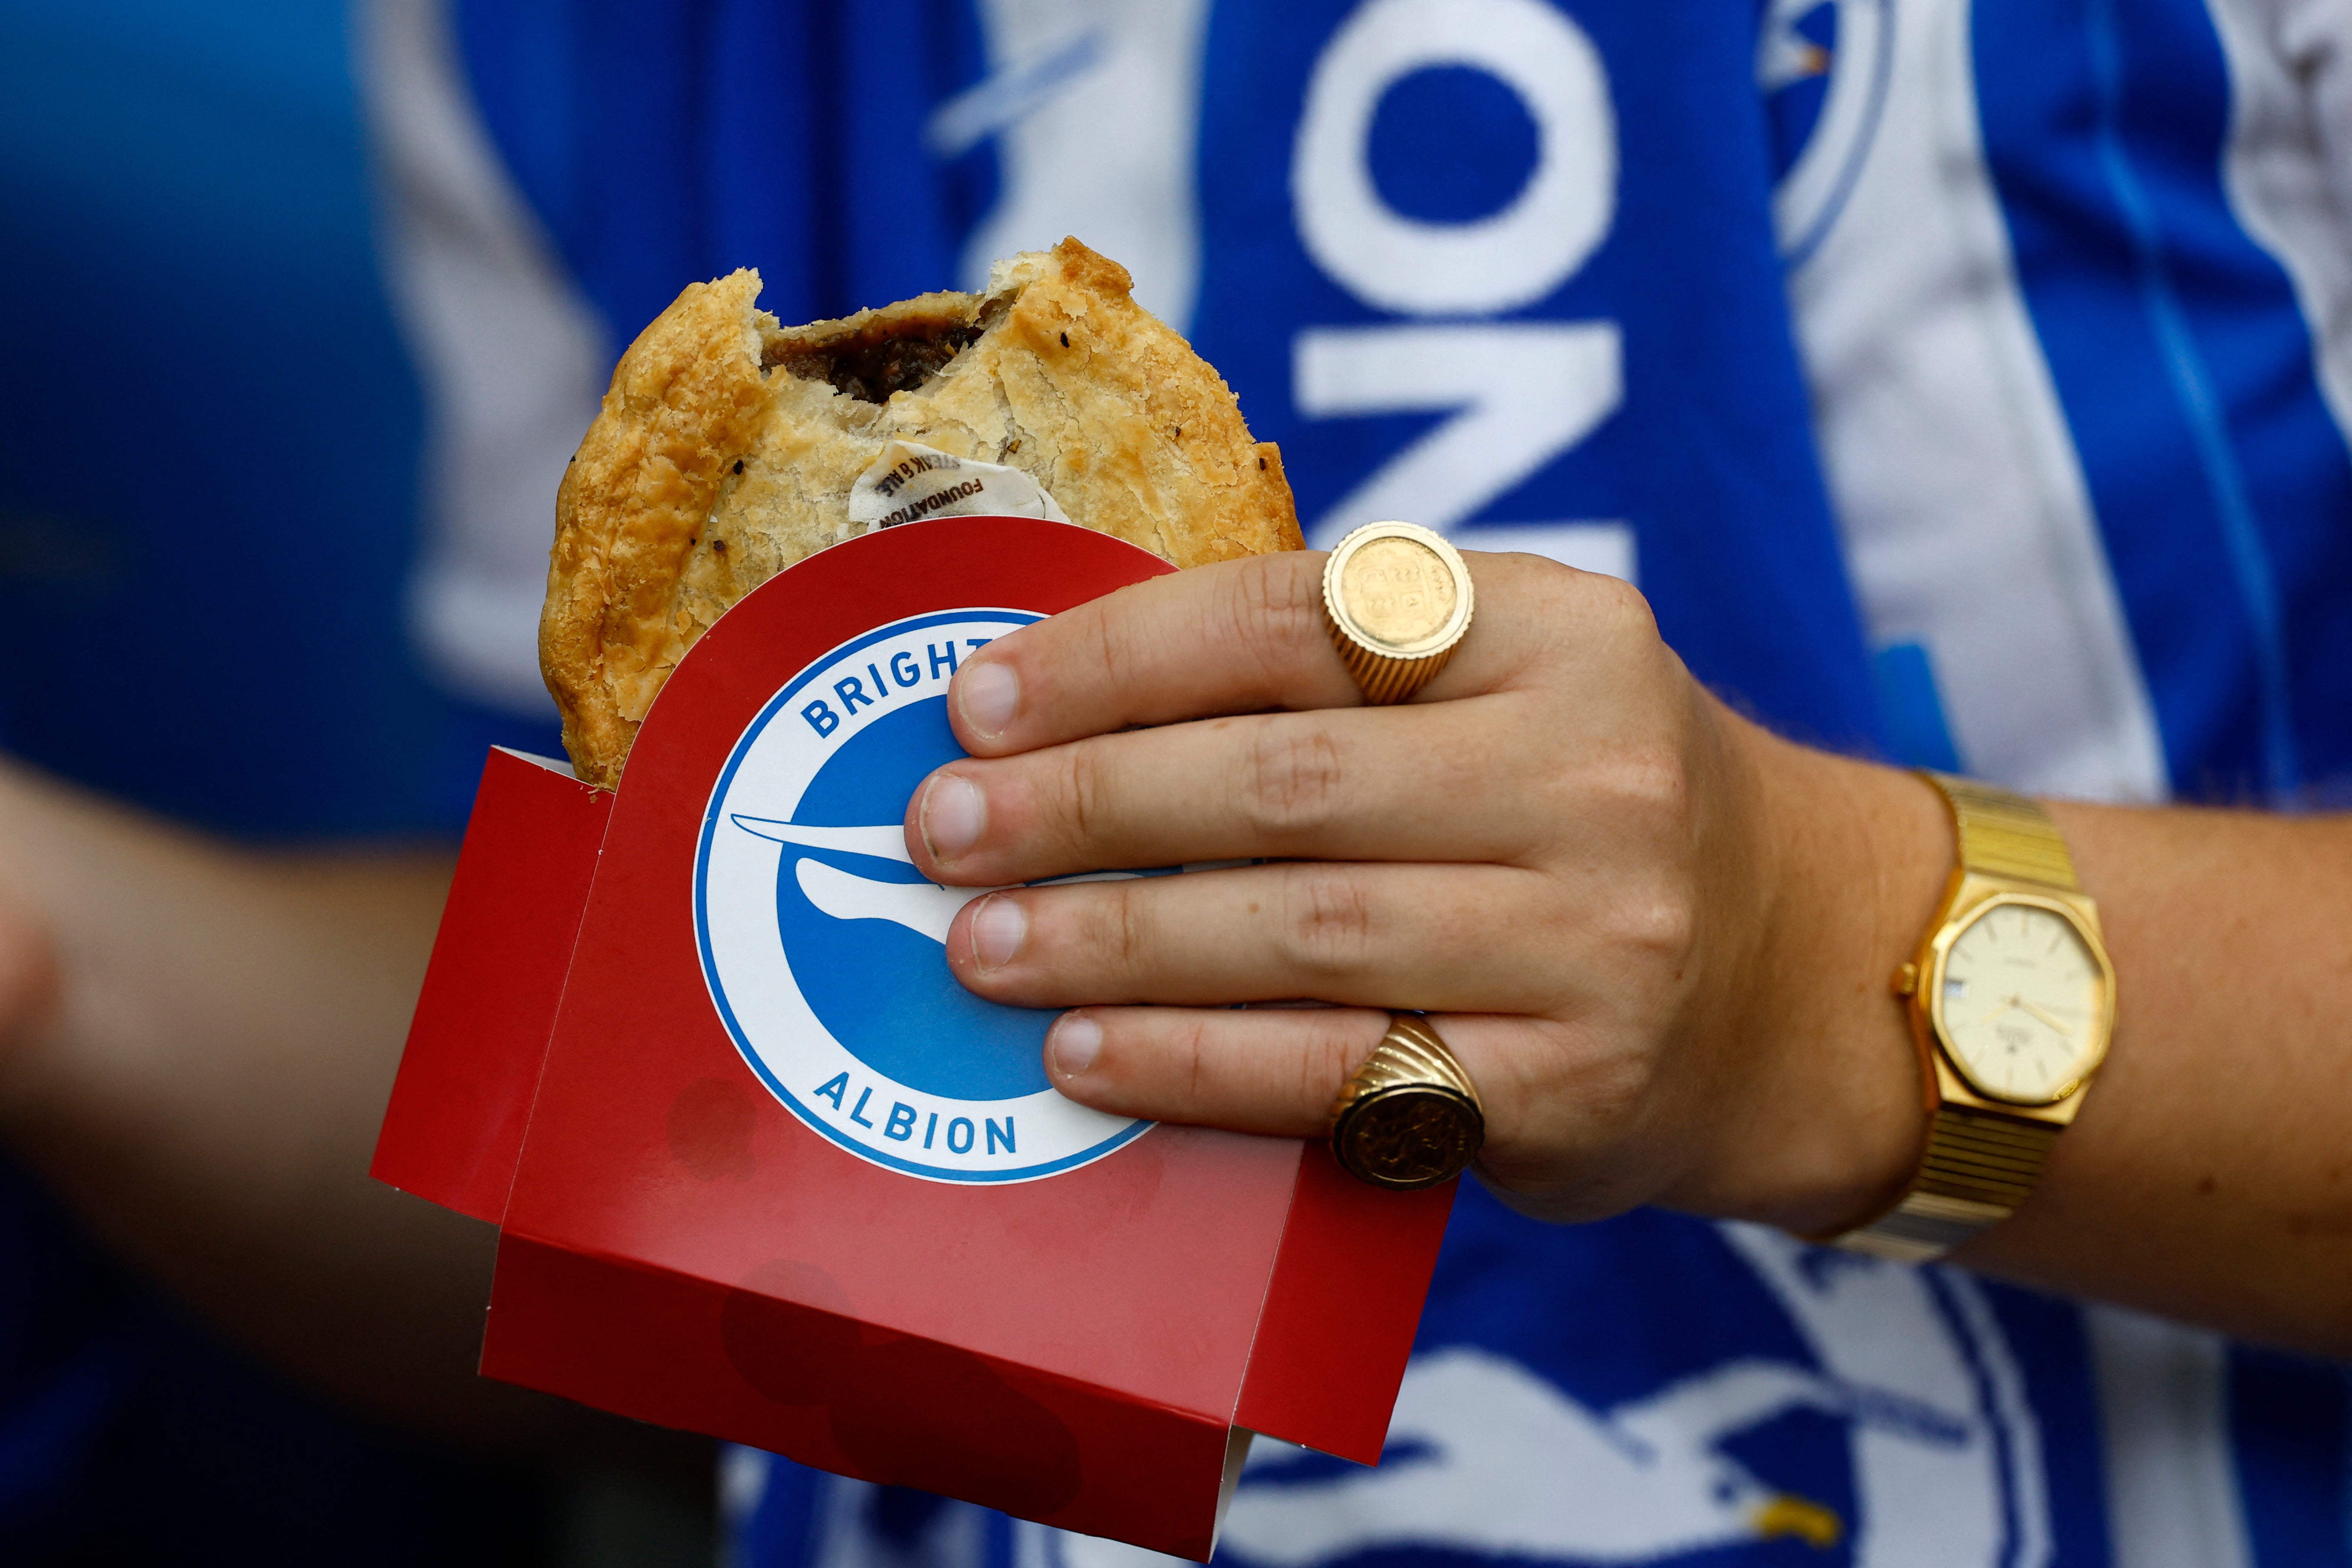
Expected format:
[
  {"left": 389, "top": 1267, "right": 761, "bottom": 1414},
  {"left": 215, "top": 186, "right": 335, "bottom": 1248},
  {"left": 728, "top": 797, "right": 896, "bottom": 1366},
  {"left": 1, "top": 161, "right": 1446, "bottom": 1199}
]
[
  {"left": 1963, "top": 995, "right": 2073, "bottom": 1040},
  {"left": 2015, "top": 999, "right": 2076, "bottom": 1035},
  {"left": 1963, "top": 1000, "right": 2018, "bottom": 1032}
]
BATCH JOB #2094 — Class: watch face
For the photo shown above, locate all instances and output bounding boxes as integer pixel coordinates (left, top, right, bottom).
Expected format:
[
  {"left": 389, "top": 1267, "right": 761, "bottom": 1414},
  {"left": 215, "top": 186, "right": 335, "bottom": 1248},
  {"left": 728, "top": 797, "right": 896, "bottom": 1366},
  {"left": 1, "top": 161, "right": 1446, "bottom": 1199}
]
[{"left": 1934, "top": 899, "right": 2110, "bottom": 1104}]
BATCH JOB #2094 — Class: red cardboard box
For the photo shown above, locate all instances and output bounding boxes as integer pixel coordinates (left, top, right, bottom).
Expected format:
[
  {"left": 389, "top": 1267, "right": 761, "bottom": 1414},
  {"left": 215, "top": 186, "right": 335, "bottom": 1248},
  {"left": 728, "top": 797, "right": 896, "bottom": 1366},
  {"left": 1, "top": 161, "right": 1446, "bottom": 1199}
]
[{"left": 374, "top": 516, "right": 1455, "bottom": 1558}]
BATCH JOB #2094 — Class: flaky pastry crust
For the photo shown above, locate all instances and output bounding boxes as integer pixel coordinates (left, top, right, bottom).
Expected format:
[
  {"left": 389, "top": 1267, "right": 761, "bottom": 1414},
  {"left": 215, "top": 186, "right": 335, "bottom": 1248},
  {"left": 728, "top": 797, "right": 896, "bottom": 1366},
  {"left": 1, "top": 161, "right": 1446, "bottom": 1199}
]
[{"left": 541, "top": 238, "right": 1302, "bottom": 787}]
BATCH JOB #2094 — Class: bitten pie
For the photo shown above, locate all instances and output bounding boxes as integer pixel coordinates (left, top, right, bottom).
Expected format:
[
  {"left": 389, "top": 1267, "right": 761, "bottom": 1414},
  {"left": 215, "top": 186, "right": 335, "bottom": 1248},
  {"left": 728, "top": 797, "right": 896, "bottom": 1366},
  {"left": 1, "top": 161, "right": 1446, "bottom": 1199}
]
[{"left": 541, "top": 237, "right": 1302, "bottom": 787}]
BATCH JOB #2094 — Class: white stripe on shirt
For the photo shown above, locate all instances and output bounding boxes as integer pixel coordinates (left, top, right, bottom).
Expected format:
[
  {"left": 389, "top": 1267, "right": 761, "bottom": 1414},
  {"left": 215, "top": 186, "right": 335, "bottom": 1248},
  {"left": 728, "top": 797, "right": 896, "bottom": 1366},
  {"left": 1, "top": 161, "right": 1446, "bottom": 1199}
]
[
  {"left": 957, "top": 0, "right": 1216, "bottom": 332},
  {"left": 2086, "top": 1306, "right": 2254, "bottom": 1568},
  {"left": 1784, "top": 0, "right": 2170, "bottom": 804},
  {"left": 354, "top": 0, "right": 608, "bottom": 715}
]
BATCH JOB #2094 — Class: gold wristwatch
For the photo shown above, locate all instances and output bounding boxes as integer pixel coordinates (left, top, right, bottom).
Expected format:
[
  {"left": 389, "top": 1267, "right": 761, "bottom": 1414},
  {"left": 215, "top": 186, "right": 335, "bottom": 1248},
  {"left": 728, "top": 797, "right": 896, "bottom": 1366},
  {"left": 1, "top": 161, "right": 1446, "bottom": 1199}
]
[{"left": 1829, "top": 772, "right": 2116, "bottom": 1263}]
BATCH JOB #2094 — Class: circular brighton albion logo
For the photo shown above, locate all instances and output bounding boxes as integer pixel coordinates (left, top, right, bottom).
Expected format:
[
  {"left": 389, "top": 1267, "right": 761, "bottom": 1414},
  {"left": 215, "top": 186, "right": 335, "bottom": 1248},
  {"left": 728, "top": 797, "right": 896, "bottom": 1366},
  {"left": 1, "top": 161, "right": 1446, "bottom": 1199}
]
[{"left": 695, "top": 609, "right": 1153, "bottom": 1183}]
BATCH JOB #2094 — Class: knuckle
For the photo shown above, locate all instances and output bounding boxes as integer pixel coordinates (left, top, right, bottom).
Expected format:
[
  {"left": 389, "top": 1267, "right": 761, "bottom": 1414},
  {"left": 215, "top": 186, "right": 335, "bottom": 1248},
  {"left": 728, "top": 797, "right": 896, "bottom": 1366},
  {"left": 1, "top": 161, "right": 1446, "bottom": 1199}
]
[
  {"left": 1106, "top": 879, "right": 1152, "bottom": 975},
  {"left": 1520, "top": 559, "right": 1584, "bottom": 622},
  {"left": 1064, "top": 881, "right": 1153, "bottom": 995},
  {"left": 1086, "top": 592, "right": 1141, "bottom": 694},
  {"left": 1222, "top": 557, "right": 1325, "bottom": 690},
  {"left": 1617, "top": 877, "right": 1701, "bottom": 970},
  {"left": 1244, "top": 721, "right": 1347, "bottom": 838},
  {"left": 1553, "top": 1021, "right": 1659, "bottom": 1141},
  {"left": 1162, "top": 1012, "right": 1213, "bottom": 1105},
  {"left": 1558, "top": 1032, "right": 1652, "bottom": 1134},
  {"left": 1055, "top": 742, "right": 1113, "bottom": 847},
  {"left": 1275, "top": 864, "right": 1380, "bottom": 976},
  {"left": 1608, "top": 741, "right": 1693, "bottom": 833},
  {"left": 1576, "top": 750, "right": 1702, "bottom": 967},
  {"left": 1526, "top": 568, "right": 1659, "bottom": 670},
  {"left": 1302, "top": 1016, "right": 1370, "bottom": 1107},
  {"left": 1586, "top": 570, "right": 1660, "bottom": 638}
]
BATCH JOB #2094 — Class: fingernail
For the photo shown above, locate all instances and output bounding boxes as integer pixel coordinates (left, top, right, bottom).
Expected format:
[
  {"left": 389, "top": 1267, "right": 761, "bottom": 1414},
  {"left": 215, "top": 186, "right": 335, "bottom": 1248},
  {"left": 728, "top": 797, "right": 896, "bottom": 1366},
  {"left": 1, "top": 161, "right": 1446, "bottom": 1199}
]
[
  {"left": 959, "top": 661, "right": 1019, "bottom": 739},
  {"left": 920, "top": 773, "right": 985, "bottom": 862},
  {"left": 1051, "top": 1014, "right": 1102, "bottom": 1077},
  {"left": 970, "top": 895, "right": 1027, "bottom": 970}
]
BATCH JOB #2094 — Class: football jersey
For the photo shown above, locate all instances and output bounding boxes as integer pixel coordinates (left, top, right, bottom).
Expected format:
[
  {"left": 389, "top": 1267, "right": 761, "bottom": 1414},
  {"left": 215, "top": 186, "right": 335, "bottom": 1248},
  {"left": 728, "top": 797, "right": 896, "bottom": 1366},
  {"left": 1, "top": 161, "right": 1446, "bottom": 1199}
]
[
  {"left": 0, "top": 0, "right": 557, "bottom": 1558},
  {"left": 371, "top": 0, "right": 2352, "bottom": 1564}
]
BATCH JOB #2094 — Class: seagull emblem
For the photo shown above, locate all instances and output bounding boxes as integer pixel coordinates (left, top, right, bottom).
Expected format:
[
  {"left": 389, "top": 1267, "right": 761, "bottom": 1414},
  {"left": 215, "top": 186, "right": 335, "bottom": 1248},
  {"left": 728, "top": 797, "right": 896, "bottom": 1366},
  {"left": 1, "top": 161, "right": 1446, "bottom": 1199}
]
[{"left": 729, "top": 815, "right": 1146, "bottom": 945}]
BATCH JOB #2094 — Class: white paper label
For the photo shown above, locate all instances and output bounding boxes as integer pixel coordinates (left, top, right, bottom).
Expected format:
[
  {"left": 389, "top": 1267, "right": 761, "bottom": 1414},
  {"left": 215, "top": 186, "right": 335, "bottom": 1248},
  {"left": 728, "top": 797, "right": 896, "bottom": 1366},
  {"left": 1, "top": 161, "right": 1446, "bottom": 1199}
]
[{"left": 848, "top": 440, "right": 1069, "bottom": 534}]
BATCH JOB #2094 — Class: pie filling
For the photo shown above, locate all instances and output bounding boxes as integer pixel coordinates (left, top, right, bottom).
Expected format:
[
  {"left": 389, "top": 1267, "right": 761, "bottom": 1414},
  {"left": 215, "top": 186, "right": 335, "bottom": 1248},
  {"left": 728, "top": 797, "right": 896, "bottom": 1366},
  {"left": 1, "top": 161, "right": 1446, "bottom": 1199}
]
[{"left": 771, "top": 314, "right": 983, "bottom": 404}]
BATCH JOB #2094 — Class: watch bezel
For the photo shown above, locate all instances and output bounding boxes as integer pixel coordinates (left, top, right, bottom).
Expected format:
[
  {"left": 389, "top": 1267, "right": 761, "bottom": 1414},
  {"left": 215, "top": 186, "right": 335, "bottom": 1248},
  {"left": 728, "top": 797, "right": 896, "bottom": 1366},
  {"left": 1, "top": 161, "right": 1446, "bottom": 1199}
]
[{"left": 1921, "top": 885, "right": 2115, "bottom": 1108}]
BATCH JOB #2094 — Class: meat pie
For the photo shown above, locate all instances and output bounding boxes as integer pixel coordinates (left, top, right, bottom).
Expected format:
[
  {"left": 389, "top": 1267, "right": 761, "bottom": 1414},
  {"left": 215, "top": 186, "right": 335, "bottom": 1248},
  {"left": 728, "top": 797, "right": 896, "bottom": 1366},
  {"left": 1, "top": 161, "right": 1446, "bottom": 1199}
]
[{"left": 542, "top": 237, "right": 1301, "bottom": 787}]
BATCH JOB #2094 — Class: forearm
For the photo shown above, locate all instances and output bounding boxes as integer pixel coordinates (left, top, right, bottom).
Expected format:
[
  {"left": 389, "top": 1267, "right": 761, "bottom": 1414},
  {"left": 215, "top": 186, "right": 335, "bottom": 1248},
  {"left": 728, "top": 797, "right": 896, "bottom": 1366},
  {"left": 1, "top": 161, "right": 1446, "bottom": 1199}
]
[
  {"left": 0, "top": 763, "right": 570, "bottom": 1444},
  {"left": 0, "top": 765, "right": 450, "bottom": 1208},
  {"left": 1750, "top": 731, "right": 2352, "bottom": 1356},
  {"left": 1970, "top": 797, "right": 2352, "bottom": 1352}
]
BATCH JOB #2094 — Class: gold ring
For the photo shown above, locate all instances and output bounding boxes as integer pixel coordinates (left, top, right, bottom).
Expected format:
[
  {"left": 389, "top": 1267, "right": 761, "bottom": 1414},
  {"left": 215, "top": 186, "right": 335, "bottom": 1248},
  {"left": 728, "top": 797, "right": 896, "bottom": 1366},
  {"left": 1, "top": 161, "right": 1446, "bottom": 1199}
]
[
  {"left": 1328, "top": 1014, "right": 1486, "bottom": 1190},
  {"left": 1321, "top": 521, "right": 1475, "bottom": 704}
]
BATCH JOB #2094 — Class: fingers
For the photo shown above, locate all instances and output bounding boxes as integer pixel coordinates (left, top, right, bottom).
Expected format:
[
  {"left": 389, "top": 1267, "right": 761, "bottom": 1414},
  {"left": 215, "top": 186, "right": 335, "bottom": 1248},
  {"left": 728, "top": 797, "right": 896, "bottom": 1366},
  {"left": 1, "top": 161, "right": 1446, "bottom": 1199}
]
[
  {"left": 1040, "top": 1005, "right": 1548, "bottom": 1162},
  {"left": 944, "top": 861, "right": 1558, "bottom": 1014},
  {"left": 947, "top": 549, "right": 1614, "bottom": 757},
  {"left": 1042, "top": 1005, "right": 1391, "bottom": 1137},
  {"left": 950, "top": 553, "right": 1349, "bottom": 756},
  {"left": 908, "top": 696, "right": 1544, "bottom": 884}
]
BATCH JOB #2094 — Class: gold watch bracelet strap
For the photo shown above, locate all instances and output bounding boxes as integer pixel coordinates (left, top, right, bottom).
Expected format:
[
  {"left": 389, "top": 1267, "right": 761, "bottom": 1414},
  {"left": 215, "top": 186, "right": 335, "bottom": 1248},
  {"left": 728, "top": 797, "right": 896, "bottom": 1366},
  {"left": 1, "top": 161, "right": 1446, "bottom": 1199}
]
[
  {"left": 1834, "top": 1106, "right": 2061, "bottom": 1263},
  {"left": 1927, "top": 771, "right": 2081, "bottom": 889},
  {"left": 1829, "top": 773, "right": 2076, "bottom": 1262}
]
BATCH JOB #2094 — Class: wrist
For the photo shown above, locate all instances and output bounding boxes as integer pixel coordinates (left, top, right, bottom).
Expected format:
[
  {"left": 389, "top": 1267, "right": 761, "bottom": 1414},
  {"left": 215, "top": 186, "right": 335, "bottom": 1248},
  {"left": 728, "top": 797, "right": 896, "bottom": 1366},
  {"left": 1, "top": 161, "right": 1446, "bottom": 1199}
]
[{"left": 1686, "top": 719, "right": 1948, "bottom": 1234}]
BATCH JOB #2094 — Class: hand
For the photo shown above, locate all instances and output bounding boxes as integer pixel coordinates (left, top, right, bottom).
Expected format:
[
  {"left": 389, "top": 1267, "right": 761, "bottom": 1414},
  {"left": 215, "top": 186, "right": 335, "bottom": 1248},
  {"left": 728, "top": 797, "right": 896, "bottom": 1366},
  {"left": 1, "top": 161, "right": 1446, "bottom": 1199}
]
[{"left": 902, "top": 551, "right": 1945, "bottom": 1233}]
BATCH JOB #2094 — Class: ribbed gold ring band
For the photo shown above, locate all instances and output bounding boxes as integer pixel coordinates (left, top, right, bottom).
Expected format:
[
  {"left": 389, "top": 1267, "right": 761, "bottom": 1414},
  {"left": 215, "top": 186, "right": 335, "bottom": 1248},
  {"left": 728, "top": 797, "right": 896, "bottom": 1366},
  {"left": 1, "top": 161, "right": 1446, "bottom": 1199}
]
[
  {"left": 1327, "top": 1015, "right": 1486, "bottom": 1190},
  {"left": 1321, "top": 522, "right": 1476, "bottom": 706}
]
